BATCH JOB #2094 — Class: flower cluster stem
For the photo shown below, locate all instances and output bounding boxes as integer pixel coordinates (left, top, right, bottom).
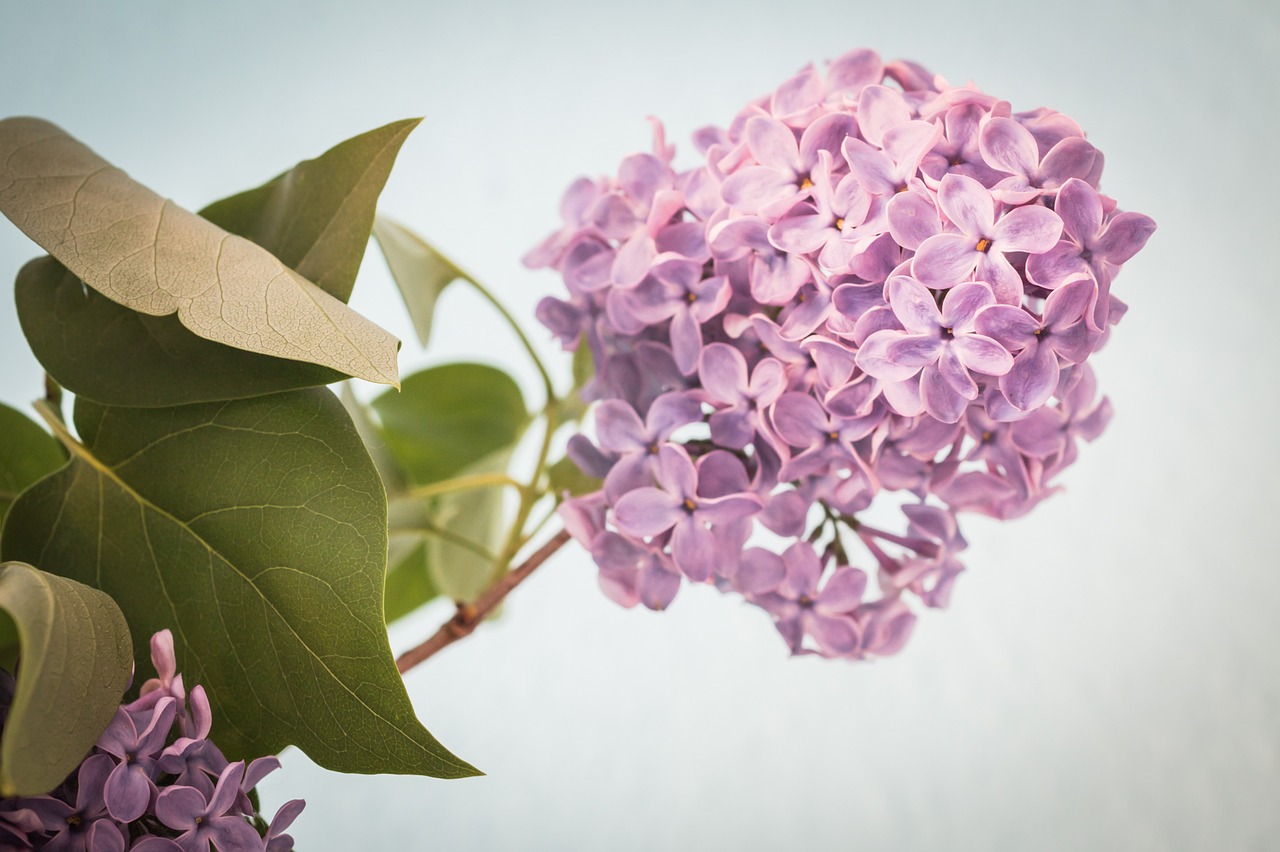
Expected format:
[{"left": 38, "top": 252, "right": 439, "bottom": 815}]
[{"left": 396, "top": 528, "right": 571, "bottom": 673}]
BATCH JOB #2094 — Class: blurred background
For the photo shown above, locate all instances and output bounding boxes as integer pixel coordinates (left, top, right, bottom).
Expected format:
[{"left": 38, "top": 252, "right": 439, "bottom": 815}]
[{"left": 1, "top": 1, "right": 1277, "bottom": 849}]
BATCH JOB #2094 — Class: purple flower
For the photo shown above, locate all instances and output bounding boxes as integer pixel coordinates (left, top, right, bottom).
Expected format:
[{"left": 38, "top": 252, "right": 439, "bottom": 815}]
[
  {"left": 19, "top": 755, "right": 125, "bottom": 852},
  {"left": 155, "top": 762, "right": 264, "bottom": 852},
  {"left": 613, "top": 445, "right": 761, "bottom": 581},
  {"left": 976, "top": 275, "right": 1098, "bottom": 411},
  {"left": 979, "top": 116, "right": 1098, "bottom": 204},
  {"left": 593, "top": 391, "right": 703, "bottom": 502},
  {"left": 910, "top": 172, "right": 1063, "bottom": 303},
  {"left": 751, "top": 542, "right": 866, "bottom": 656},
  {"left": 97, "top": 698, "right": 178, "bottom": 823},
  {"left": 697, "top": 343, "right": 787, "bottom": 450},
  {"left": 856, "top": 277, "right": 1013, "bottom": 423}
]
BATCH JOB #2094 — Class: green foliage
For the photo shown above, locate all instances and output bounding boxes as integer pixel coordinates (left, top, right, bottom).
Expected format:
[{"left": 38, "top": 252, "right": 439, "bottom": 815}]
[
  {"left": 373, "top": 216, "right": 473, "bottom": 347},
  {"left": 0, "top": 403, "right": 64, "bottom": 529},
  {"left": 202, "top": 120, "right": 421, "bottom": 303},
  {"left": 0, "top": 117, "right": 400, "bottom": 387},
  {"left": 0, "top": 562, "right": 132, "bottom": 796},
  {"left": 373, "top": 364, "right": 528, "bottom": 486},
  {"left": 547, "top": 455, "right": 603, "bottom": 499},
  {"left": 15, "top": 120, "right": 424, "bottom": 407},
  {"left": 0, "top": 389, "right": 478, "bottom": 779}
]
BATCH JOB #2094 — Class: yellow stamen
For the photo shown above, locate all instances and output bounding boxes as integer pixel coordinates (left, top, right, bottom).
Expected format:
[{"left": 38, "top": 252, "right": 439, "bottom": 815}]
[
  {"left": 834, "top": 217, "right": 845, "bottom": 230},
  {"left": 975, "top": 238, "right": 992, "bottom": 253},
  {"left": 800, "top": 177, "right": 814, "bottom": 190},
  {"left": 683, "top": 498, "right": 697, "bottom": 511}
]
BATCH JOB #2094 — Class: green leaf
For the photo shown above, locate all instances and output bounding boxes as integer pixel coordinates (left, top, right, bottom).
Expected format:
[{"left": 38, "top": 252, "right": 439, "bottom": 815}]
[
  {"left": 0, "top": 117, "right": 400, "bottom": 386},
  {"left": 0, "top": 402, "right": 64, "bottom": 530},
  {"left": 559, "top": 334, "right": 596, "bottom": 423},
  {"left": 383, "top": 538, "right": 437, "bottom": 624},
  {"left": 372, "top": 363, "right": 528, "bottom": 486},
  {"left": 0, "top": 388, "right": 477, "bottom": 778},
  {"left": 372, "top": 217, "right": 473, "bottom": 347},
  {"left": 16, "top": 256, "right": 345, "bottom": 407},
  {"left": 547, "top": 455, "right": 602, "bottom": 499},
  {"left": 0, "top": 561, "right": 132, "bottom": 796},
  {"left": 201, "top": 119, "right": 421, "bottom": 303},
  {"left": 426, "top": 453, "right": 509, "bottom": 603}
]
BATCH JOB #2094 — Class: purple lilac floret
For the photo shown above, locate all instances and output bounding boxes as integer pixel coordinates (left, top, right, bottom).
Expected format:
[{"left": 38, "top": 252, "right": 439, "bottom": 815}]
[
  {"left": 529, "top": 47, "right": 1155, "bottom": 660},
  {"left": 0, "top": 630, "right": 304, "bottom": 851}
]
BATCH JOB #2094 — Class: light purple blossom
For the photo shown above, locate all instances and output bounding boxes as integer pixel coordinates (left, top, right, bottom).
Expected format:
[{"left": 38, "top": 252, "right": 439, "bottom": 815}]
[{"left": 531, "top": 46, "right": 1154, "bottom": 662}]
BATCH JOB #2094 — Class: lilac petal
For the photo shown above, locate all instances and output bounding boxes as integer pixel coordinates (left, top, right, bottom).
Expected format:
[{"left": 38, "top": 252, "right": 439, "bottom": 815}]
[
  {"left": 709, "top": 409, "right": 754, "bottom": 450},
  {"left": 721, "top": 166, "right": 795, "bottom": 211},
  {"left": 95, "top": 707, "right": 139, "bottom": 758},
  {"left": 992, "top": 205, "right": 1062, "bottom": 253},
  {"left": 768, "top": 211, "right": 830, "bottom": 254},
  {"left": 886, "top": 275, "right": 942, "bottom": 333},
  {"left": 708, "top": 216, "right": 770, "bottom": 258},
  {"left": 953, "top": 335, "right": 1014, "bottom": 376},
  {"left": 266, "top": 799, "right": 306, "bottom": 838},
  {"left": 751, "top": 250, "right": 811, "bottom": 303},
  {"left": 594, "top": 400, "right": 646, "bottom": 452},
  {"left": 884, "top": 335, "right": 942, "bottom": 369},
  {"left": 737, "top": 548, "right": 785, "bottom": 594},
  {"left": 669, "top": 309, "right": 702, "bottom": 376},
  {"left": 974, "top": 251, "right": 1024, "bottom": 305},
  {"left": 1076, "top": 396, "right": 1114, "bottom": 441},
  {"left": 940, "top": 281, "right": 996, "bottom": 329},
  {"left": 1054, "top": 178, "right": 1103, "bottom": 244},
  {"left": 672, "top": 521, "right": 716, "bottom": 582},
  {"left": 857, "top": 85, "right": 911, "bottom": 147},
  {"left": 980, "top": 117, "right": 1039, "bottom": 177},
  {"left": 760, "top": 490, "right": 807, "bottom": 537},
  {"left": 748, "top": 357, "right": 787, "bottom": 404},
  {"left": 937, "top": 347, "right": 978, "bottom": 397},
  {"left": 1042, "top": 275, "right": 1095, "bottom": 330},
  {"left": 912, "top": 233, "right": 977, "bottom": 288},
  {"left": 617, "top": 153, "right": 669, "bottom": 207},
  {"left": 745, "top": 115, "right": 801, "bottom": 171},
  {"left": 976, "top": 305, "right": 1039, "bottom": 349},
  {"left": 654, "top": 444, "right": 698, "bottom": 500},
  {"left": 806, "top": 612, "right": 860, "bottom": 656},
  {"left": 206, "top": 816, "right": 267, "bottom": 852},
  {"left": 780, "top": 541, "right": 822, "bottom": 597},
  {"left": 856, "top": 331, "right": 924, "bottom": 382},
  {"left": 1037, "top": 136, "right": 1097, "bottom": 186},
  {"left": 1025, "top": 240, "right": 1089, "bottom": 289},
  {"left": 921, "top": 362, "right": 969, "bottom": 423},
  {"left": 771, "top": 66, "right": 823, "bottom": 121},
  {"left": 76, "top": 753, "right": 116, "bottom": 813},
  {"left": 771, "top": 392, "right": 828, "bottom": 446},
  {"left": 613, "top": 488, "right": 682, "bottom": 537},
  {"left": 1094, "top": 211, "right": 1158, "bottom": 265},
  {"left": 207, "top": 762, "right": 246, "bottom": 818},
  {"left": 1011, "top": 407, "right": 1067, "bottom": 457},
  {"left": 826, "top": 48, "right": 884, "bottom": 94},
  {"left": 886, "top": 190, "right": 940, "bottom": 250},
  {"left": 936, "top": 173, "right": 994, "bottom": 236},
  {"left": 882, "top": 121, "right": 943, "bottom": 179},
  {"left": 1001, "top": 342, "right": 1059, "bottom": 411},
  {"left": 695, "top": 493, "right": 763, "bottom": 525},
  {"left": 637, "top": 558, "right": 681, "bottom": 610},
  {"left": 798, "top": 113, "right": 860, "bottom": 165},
  {"left": 567, "top": 434, "right": 616, "bottom": 480},
  {"left": 241, "top": 756, "right": 281, "bottom": 794},
  {"left": 155, "top": 786, "right": 206, "bottom": 832},
  {"left": 611, "top": 233, "right": 656, "bottom": 287},
  {"left": 841, "top": 138, "right": 897, "bottom": 195},
  {"left": 859, "top": 601, "right": 917, "bottom": 656},
  {"left": 87, "top": 820, "right": 126, "bottom": 852},
  {"left": 696, "top": 451, "right": 751, "bottom": 498},
  {"left": 646, "top": 391, "right": 703, "bottom": 438},
  {"left": 104, "top": 763, "right": 153, "bottom": 823},
  {"left": 131, "top": 837, "right": 185, "bottom": 852},
  {"left": 817, "top": 567, "right": 867, "bottom": 612}
]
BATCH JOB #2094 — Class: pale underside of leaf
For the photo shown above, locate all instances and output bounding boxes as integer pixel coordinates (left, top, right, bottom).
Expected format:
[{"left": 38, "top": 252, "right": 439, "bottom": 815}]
[
  {"left": 373, "top": 216, "right": 471, "bottom": 347},
  {"left": 0, "top": 561, "right": 132, "bottom": 796},
  {"left": 0, "top": 117, "right": 400, "bottom": 386}
]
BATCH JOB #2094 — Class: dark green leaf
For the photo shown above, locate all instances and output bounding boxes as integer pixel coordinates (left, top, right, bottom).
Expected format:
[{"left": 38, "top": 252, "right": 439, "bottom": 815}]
[
  {"left": 201, "top": 120, "right": 421, "bottom": 303},
  {"left": 16, "top": 257, "right": 345, "bottom": 407},
  {"left": 0, "top": 561, "right": 132, "bottom": 796},
  {"left": 0, "top": 402, "right": 64, "bottom": 530},
  {"left": 0, "top": 388, "right": 477, "bottom": 778},
  {"left": 372, "top": 363, "right": 528, "bottom": 486},
  {"left": 0, "top": 118, "right": 399, "bottom": 385},
  {"left": 372, "top": 217, "right": 473, "bottom": 347}
]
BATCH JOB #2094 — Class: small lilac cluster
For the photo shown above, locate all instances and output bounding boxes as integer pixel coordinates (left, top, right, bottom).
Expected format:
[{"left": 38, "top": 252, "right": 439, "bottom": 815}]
[
  {"left": 0, "top": 631, "right": 302, "bottom": 851},
  {"left": 529, "top": 48, "right": 1154, "bottom": 659}
]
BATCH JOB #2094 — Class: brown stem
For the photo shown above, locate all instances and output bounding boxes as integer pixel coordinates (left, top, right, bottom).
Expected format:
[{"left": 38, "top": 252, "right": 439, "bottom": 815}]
[{"left": 396, "top": 528, "right": 572, "bottom": 673}]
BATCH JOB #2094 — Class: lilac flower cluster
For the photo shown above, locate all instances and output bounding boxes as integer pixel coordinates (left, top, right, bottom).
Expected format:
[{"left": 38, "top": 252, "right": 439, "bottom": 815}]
[
  {"left": 530, "top": 49, "right": 1154, "bottom": 660},
  {"left": 0, "top": 631, "right": 303, "bottom": 851}
]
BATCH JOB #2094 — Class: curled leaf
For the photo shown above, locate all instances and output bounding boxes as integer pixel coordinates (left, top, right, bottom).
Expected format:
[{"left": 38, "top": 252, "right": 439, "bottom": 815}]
[{"left": 0, "top": 117, "right": 400, "bottom": 386}]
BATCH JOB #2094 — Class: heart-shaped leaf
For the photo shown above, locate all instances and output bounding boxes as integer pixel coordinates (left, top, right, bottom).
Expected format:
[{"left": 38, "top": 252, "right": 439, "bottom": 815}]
[
  {"left": 0, "top": 403, "right": 64, "bottom": 529},
  {"left": 0, "top": 561, "right": 132, "bottom": 796},
  {"left": 0, "top": 388, "right": 477, "bottom": 778},
  {"left": 0, "top": 117, "right": 400, "bottom": 387}
]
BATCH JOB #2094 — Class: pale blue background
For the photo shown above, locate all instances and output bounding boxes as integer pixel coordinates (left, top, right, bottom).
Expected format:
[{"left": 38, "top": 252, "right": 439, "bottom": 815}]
[{"left": 1, "top": 1, "right": 1277, "bottom": 849}]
